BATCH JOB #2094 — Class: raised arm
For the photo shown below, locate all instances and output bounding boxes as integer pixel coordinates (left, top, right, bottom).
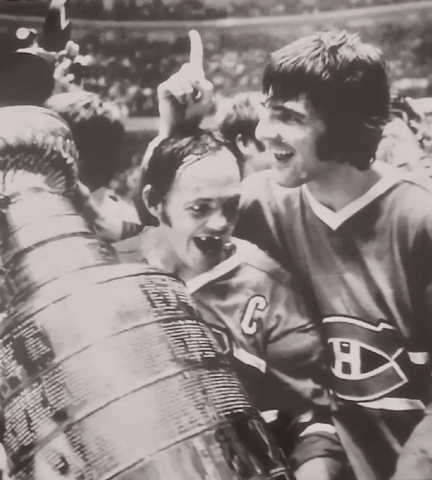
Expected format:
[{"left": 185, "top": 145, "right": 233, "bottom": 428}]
[{"left": 157, "top": 30, "right": 214, "bottom": 136}]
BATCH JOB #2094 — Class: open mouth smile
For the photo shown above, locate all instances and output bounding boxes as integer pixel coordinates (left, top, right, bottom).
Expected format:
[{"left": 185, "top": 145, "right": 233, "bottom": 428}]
[
  {"left": 193, "top": 236, "right": 226, "bottom": 255},
  {"left": 271, "top": 149, "right": 295, "bottom": 163}
]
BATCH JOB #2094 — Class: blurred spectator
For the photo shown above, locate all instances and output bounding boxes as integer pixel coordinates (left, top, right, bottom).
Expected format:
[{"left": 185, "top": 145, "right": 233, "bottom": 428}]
[
  {"left": 216, "top": 92, "right": 275, "bottom": 176},
  {"left": 377, "top": 96, "right": 432, "bottom": 176},
  {"left": 46, "top": 91, "right": 141, "bottom": 241},
  {"left": 0, "top": 50, "right": 54, "bottom": 106},
  {"left": 46, "top": 91, "right": 124, "bottom": 189},
  {"left": 377, "top": 117, "right": 432, "bottom": 174}
]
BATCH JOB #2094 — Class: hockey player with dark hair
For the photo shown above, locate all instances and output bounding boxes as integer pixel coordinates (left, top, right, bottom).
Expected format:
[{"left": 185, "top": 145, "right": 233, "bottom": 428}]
[{"left": 153, "top": 29, "right": 432, "bottom": 480}]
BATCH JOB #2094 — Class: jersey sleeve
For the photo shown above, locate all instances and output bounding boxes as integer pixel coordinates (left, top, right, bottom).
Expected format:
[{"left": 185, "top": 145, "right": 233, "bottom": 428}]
[
  {"left": 263, "top": 271, "right": 327, "bottom": 412},
  {"left": 236, "top": 173, "right": 283, "bottom": 264},
  {"left": 419, "top": 210, "right": 432, "bottom": 341},
  {"left": 235, "top": 172, "right": 298, "bottom": 275},
  {"left": 261, "top": 262, "right": 346, "bottom": 472},
  {"left": 267, "top": 409, "right": 348, "bottom": 474},
  {"left": 392, "top": 200, "right": 432, "bottom": 479}
]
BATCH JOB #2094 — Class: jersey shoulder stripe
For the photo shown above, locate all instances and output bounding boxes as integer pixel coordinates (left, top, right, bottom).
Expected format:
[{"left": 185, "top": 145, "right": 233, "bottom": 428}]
[{"left": 186, "top": 238, "right": 295, "bottom": 295}]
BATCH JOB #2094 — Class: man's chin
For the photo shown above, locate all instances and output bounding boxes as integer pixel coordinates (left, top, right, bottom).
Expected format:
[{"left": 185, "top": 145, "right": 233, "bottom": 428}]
[
  {"left": 270, "top": 169, "right": 303, "bottom": 189},
  {"left": 188, "top": 251, "right": 223, "bottom": 274}
]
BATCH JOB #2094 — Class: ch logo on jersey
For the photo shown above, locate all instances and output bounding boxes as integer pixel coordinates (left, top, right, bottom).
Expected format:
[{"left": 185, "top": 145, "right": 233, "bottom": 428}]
[
  {"left": 241, "top": 296, "right": 267, "bottom": 336},
  {"left": 323, "top": 316, "right": 407, "bottom": 402}
]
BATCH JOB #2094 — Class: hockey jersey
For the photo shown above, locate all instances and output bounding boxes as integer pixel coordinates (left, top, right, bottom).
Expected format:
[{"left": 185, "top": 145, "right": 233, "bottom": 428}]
[
  {"left": 114, "top": 232, "right": 343, "bottom": 470},
  {"left": 235, "top": 164, "right": 432, "bottom": 480}
]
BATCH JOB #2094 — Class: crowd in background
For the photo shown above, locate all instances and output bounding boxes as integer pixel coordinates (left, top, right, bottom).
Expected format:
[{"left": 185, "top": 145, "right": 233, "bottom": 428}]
[
  {"left": 0, "top": 0, "right": 422, "bottom": 20},
  {"left": 1, "top": 0, "right": 432, "bottom": 119},
  {"left": 48, "top": 20, "right": 432, "bottom": 118}
]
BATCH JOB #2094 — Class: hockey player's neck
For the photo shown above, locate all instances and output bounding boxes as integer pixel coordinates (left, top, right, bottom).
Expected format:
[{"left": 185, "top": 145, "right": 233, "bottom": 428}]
[
  {"left": 175, "top": 248, "right": 234, "bottom": 283},
  {"left": 147, "top": 233, "right": 232, "bottom": 283},
  {"left": 306, "top": 163, "right": 383, "bottom": 212}
]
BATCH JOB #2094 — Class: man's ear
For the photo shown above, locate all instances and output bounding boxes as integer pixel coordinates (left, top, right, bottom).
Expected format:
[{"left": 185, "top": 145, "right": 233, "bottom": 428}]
[
  {"left": 235, "top": 134, "right": 256, "bottom": 159},
  {"left": 142, "top": 185, "right": 163, "bottom": 221}
]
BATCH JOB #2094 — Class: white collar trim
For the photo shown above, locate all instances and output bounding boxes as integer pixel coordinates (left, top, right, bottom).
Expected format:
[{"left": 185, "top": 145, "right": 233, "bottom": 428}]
[
  {"left": 301, "top": 176, "right": 397, "bottom": 230},
  {"left": 186, "top": 239, "right": 252, "bottom": 294}
]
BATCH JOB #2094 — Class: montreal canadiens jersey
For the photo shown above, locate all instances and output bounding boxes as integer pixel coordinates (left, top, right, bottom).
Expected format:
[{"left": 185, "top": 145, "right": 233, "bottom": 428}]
[
  {"left": 114, "top": 232, "right": 343, "bottom": 469},
  {"left": 235, "top": 165, "right": 432, "bottom": 480},
  {"left": 115, "top": 233, "right": 327, "bottom": 414}
]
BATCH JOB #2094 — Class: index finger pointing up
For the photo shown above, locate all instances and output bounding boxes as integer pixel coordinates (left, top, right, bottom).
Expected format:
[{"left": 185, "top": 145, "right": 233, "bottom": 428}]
[{"left": 189, "top": 30, "right": 204, "bottom": 72}]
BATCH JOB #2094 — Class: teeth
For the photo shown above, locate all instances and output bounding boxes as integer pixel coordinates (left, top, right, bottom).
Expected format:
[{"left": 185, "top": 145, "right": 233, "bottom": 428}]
[
  {"left": 272, "top": 149, "right": 293, "bottom": 156},
  {"left": 198, "top": 236, "right": 220, "bottom": 242},
  {"left": 194, "top": 236, "right": 224, "bottom": 254}
]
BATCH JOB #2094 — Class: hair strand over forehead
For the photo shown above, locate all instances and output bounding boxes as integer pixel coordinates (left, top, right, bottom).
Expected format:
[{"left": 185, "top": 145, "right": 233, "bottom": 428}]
[
  {"left": 133, "top": 129, "right": 243, "bottom": 224},
  {"left": 262, "top": 30, "right": 390, "bottom": 170}
]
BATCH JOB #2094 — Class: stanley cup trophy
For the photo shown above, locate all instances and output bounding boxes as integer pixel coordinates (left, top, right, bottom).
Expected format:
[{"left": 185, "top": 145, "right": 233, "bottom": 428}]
[{"left": 0, "top": 106, "right": 293, "bottom": 480}]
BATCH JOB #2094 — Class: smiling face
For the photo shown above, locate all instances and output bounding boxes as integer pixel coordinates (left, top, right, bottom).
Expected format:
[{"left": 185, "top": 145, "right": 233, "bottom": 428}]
[
  {"left": 152, "top": 149, "right": 242, "bottom": 279},
  {"left": 255, "top": 94, "right": 332, "bottom": 188}
]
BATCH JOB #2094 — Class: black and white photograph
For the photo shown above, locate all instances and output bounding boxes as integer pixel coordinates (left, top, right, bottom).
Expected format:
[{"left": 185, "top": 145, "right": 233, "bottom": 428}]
[{"left": 0, "top": 1, "right": 431, "bottom": 479}]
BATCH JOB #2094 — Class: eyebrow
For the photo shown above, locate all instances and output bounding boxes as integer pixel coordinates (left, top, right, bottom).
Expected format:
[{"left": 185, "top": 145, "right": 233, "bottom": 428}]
[
  {"left": 281, "top": 102, "right": 308, "bottom": 116},
  {"left": 186, "top": 193, "right": 241, "bottom": 203},
  {"left": 263, "top": 99, "right": 307, "bottom": 117},
  {"left": 186, "top": 198, "right": 213, "bottom": 203}
]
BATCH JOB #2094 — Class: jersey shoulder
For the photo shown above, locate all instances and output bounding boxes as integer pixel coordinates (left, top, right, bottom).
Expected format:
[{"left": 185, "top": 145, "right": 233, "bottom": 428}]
[
  {"left": 188, "top": 238, "right": 296, "bottom": 297},
  {"left": 188, "top": 239, "right": 311, "bottom": 338},
  {"left": 235, "top": 238, "right": 297, "bottom": 289},
  {"left": 241, "top": 170, "right": 301, "bottom": 211},
  {"left": 377, "top": 160, "right": 432, "bottom": 196},
  {"left": 236, "top": 172, "right": 303, "bottom": 269},
  {"left": 383, "top": 167, "right": 432, "bottom": 231}
]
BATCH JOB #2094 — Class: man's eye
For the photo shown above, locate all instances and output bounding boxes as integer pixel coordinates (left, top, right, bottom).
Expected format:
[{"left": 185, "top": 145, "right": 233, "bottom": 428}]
[
  {"left": 189, "top": 205, "right": 209, "bottom": 216},
  {"left": 270, "top": 107, "right": 304, "bottom": 124},
  {"left": 275, "top": 111, "right": 300, "bottom": 123}
]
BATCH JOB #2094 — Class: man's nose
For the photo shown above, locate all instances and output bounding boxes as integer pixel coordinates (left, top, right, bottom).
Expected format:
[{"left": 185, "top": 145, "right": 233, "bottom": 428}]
[
  {"left": 206, "top": 211, "right": 229, "bottom": 232},
  {"left": 255, "top": 117, "right": 277, "bottom": 144}
]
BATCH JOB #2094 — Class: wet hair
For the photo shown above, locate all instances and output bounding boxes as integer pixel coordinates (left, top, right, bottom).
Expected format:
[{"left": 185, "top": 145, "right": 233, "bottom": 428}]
[
  {"left": 135, "top": 129, "right": 244, "bottom": 225},
  {"left": 263, "top": 30, "right": 390, "bottom": 170},
  {"left": 216, "top": 92, "right": 265, "bottom": 151},
  {"left": 45, "top": 92, "right": 125, "bottom": 190}
]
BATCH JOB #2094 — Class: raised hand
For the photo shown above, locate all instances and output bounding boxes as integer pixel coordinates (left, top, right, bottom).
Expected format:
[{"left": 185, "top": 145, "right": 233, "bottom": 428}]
[
  {"left": 53, "top": 41, "right": 93, "bottom": 93},
  {"left": 40, "top": 0, "right": 72, "bottom": 52},
  {"left": 157, "top": 30, "right": 214, "bottom": 136}
]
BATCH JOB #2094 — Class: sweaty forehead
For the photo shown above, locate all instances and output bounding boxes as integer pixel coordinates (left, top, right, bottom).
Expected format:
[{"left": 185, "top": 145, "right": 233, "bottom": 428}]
[{"left": 173, "top": 151, "right": 241, "bottom": 196}]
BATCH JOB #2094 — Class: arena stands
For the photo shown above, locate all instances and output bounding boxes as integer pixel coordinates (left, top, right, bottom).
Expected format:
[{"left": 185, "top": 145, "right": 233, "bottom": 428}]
[{"left": 2, "top": 0, "right": 432, "bottom": 119}]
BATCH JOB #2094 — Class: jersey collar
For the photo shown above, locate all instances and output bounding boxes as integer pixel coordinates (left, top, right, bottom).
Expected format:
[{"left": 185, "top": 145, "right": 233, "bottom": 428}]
[
  {"left": 186, "top": 239, "right": 253, "bottom": 294},
  {"left": 301, "top": 173, "right": 398, "bottom": 230}
]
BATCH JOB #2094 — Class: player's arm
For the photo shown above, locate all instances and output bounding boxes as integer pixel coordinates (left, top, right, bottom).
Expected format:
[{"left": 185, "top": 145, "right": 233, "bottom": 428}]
[
  {"left": 156, "top": 30, "right": 214, "bottom": 137},
  {"left": 263, "top": 271, "right": 348, "bottom": 480},
  {"left": 234, "top": 172, "right": 292, "bottom": 270},
  {"left": 133, "top": 31, "right": 214, "bottom": 228},
  {"left": 391, "top": 404, "right": 432, "bottom": 480},
  {"left": 391, "top": 214, "right": 432, "bottom": 480}
]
